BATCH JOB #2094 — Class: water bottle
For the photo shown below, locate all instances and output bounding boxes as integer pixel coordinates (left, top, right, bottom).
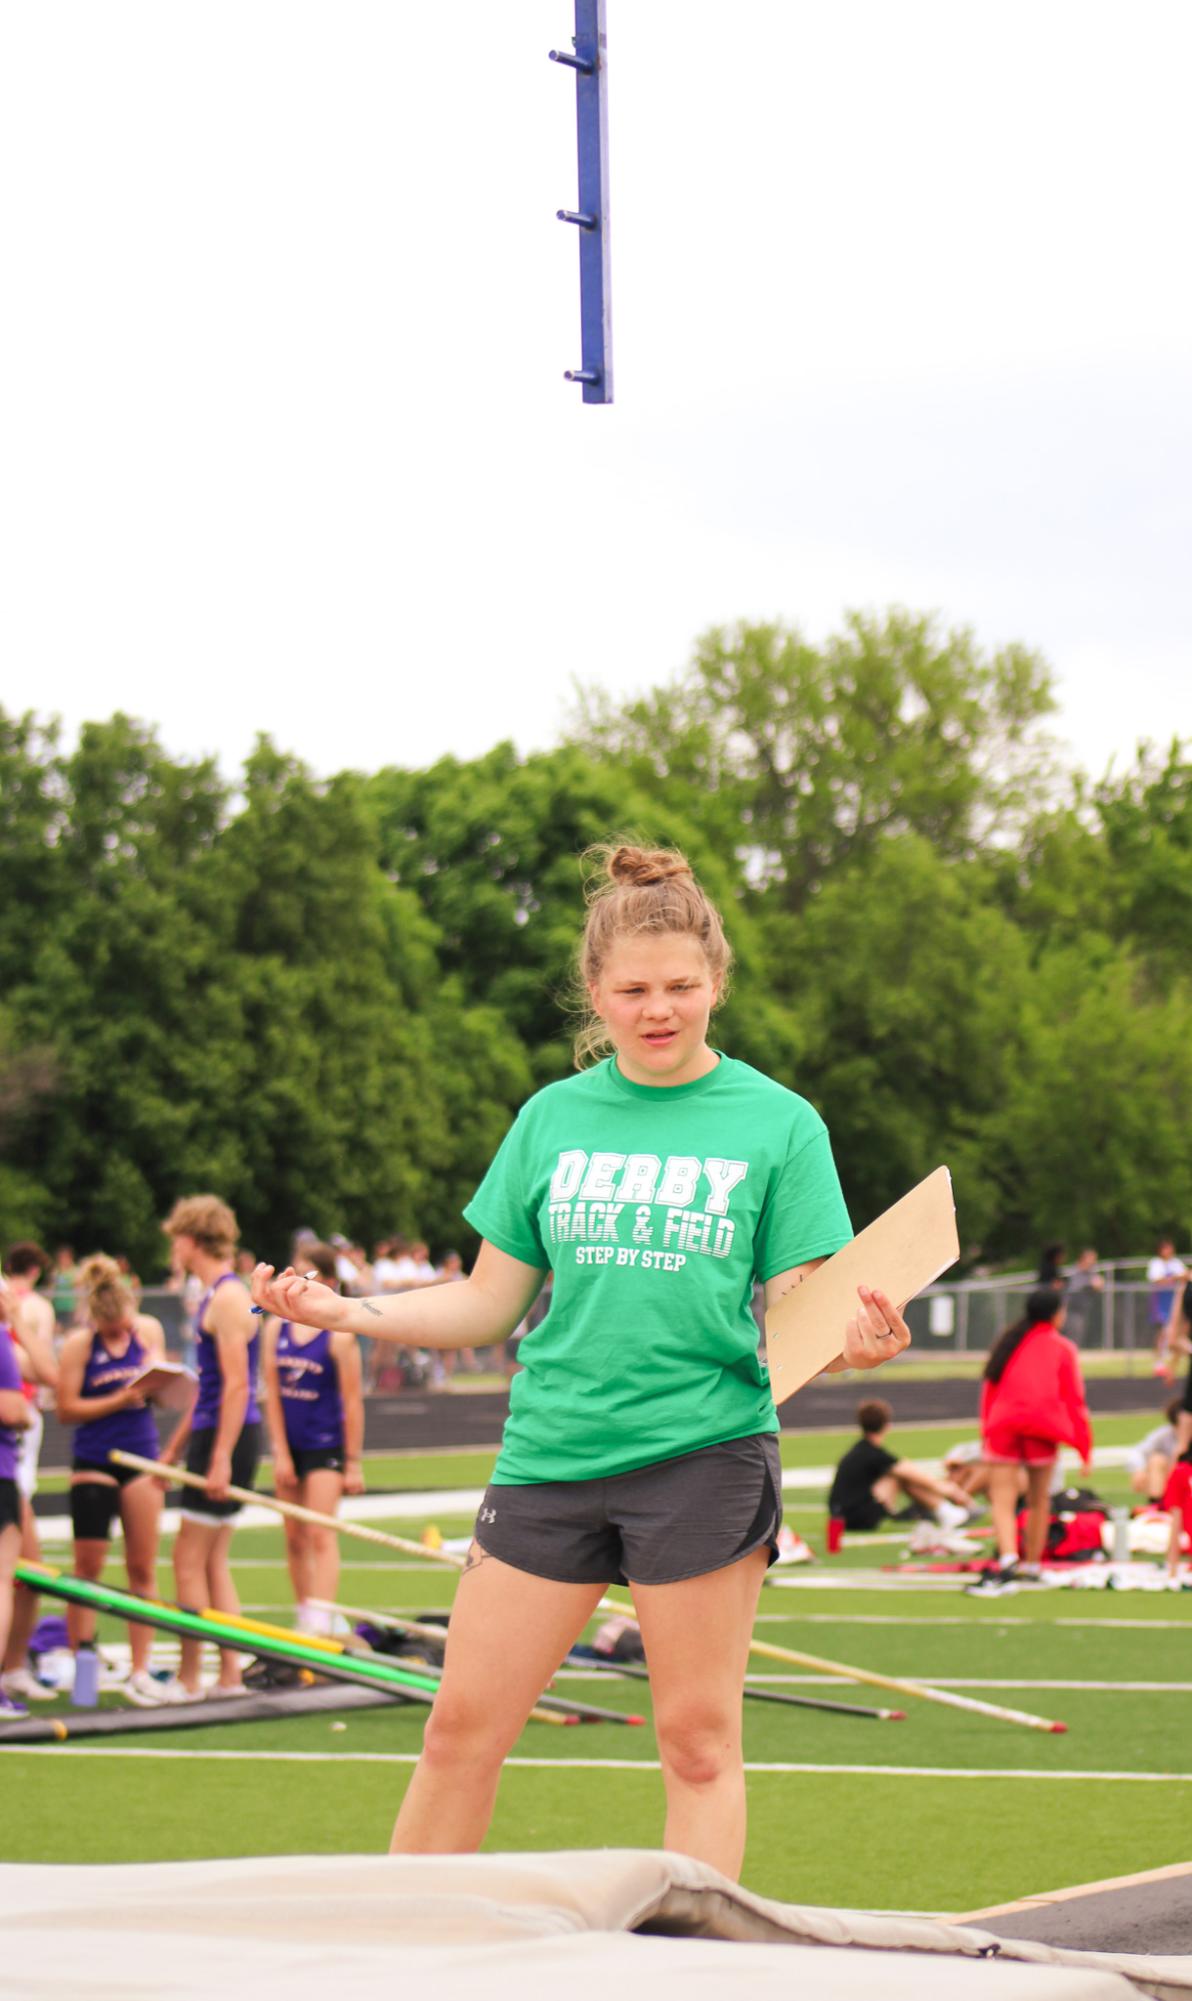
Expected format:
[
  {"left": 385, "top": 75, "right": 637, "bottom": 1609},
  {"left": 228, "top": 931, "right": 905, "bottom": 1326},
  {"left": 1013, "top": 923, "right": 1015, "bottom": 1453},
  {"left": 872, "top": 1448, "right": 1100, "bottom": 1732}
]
[
  {"left": 1111, "top": 1507, "right": 1130, "bottom": 1564},
  {"left": 72, "top": 1645, "right": 100, "bottom": 1708}
]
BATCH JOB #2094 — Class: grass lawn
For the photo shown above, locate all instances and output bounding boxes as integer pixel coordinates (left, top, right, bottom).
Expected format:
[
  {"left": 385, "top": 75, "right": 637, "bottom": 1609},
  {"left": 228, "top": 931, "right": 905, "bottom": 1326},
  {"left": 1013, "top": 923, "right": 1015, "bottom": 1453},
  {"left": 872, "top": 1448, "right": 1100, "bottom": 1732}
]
[{"left": 9, "top": 1399, "right": 1192, "bottom": 1914}]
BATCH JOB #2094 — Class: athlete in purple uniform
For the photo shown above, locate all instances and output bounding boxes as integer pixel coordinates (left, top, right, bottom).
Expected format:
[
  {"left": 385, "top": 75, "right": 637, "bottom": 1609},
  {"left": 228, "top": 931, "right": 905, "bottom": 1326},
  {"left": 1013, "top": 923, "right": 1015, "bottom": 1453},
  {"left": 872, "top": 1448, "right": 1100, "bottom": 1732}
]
[
  {"left": 0, "top": 1294, "right": 34, "bottom": 1718},
  {"left": 56, "top": 1255, "right": 174, "bottom": 1706},
  {"left": 262, "top": 1240, "right": 364, "bottom": 1632},
  {"left": 159, "top": 1195, "right": 260, "bottom": 1699}
]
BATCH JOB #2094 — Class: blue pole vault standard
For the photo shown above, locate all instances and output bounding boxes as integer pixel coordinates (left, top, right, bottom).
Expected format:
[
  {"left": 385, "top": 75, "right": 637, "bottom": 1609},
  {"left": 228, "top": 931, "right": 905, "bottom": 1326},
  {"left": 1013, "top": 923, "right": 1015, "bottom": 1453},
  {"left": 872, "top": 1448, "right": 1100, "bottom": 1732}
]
[{"left": 550, "top": 0, "right": 612, "bottom": 403}]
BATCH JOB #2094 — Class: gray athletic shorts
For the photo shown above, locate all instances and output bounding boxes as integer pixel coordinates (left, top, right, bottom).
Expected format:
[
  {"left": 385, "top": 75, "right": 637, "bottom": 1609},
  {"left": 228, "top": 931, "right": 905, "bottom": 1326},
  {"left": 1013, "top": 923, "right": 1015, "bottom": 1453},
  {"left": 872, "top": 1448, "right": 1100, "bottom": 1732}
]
[{"left": 473, "top": 1433, "right": 783, "bottom": 1587}]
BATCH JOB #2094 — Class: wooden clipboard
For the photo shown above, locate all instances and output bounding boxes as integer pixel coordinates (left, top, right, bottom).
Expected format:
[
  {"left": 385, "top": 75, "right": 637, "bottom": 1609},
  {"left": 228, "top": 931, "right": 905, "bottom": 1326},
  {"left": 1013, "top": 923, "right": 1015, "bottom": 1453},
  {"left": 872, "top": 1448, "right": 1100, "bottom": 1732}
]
[
  {"left": 126, "top": 1362, "right": 198, "bottom": 1413},
  {"left": 764, "top": 1165, "right": 959, "bottom": 1408}
]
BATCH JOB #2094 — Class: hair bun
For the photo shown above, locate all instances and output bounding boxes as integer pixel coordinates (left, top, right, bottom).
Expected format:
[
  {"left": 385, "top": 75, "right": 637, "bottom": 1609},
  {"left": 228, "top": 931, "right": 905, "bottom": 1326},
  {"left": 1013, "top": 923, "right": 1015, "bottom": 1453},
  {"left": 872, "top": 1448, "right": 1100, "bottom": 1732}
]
[{"left": 607, "top": 845, "right": 692, "bottom": 888}]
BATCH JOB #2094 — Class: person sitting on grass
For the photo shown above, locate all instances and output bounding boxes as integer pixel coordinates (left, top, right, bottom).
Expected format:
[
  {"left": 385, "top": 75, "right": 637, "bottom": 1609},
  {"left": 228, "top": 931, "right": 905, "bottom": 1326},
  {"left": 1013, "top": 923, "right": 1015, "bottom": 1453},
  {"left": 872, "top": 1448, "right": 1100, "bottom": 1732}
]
[
  {"left": 828, "top": 1399, "right": 975, "bottom": 1534},
  {"left": 1162, "top": 1444, "right": 1192, "bottom": 1588},
  {"left": 1127, "top": 1399, "right": 1183, "bottom": 1506}
]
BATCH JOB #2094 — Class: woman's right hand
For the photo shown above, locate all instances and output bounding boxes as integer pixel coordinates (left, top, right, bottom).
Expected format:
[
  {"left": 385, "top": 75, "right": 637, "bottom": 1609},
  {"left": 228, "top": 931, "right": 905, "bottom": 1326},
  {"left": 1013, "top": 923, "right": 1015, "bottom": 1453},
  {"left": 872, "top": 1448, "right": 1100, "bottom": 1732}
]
[
  {"left": 251, "top": 1265, "right": 349, "bottom": 1331},
  {"left": 273, "top": 1452, "right": 297, "bottom": 1494}
]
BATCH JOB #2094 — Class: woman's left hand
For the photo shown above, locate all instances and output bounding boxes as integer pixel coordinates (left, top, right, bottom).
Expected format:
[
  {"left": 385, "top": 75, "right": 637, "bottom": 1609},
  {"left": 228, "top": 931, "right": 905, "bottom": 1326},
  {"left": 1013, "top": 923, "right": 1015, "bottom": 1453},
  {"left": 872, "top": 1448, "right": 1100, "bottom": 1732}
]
[{"left": 840, "top": 1286, "right": 911, "bottom": 1371}]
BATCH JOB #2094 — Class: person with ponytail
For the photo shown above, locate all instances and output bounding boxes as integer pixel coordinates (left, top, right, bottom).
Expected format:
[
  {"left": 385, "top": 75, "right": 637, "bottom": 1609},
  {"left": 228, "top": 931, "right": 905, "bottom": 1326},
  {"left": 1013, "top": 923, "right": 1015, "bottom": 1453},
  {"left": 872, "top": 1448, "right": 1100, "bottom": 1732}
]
[
  {"left": 251, "top": 842, "right": 910, "bottom": 1879},
  {"left": 966, "top": 1284, "right": 1093, "bottom": 1598},
  {"left": 55, "top": 1255, "right": 173, "bottom": 1704}
]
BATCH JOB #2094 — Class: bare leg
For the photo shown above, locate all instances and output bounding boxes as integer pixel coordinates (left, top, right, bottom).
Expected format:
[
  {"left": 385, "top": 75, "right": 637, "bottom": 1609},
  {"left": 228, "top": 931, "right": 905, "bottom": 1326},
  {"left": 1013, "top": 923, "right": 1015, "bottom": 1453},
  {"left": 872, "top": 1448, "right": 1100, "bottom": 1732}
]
[
  {"left": 281, "top": 1513, "right": 307, "bottom": 1608},
  {"left": 1022, "top": 1463, "right": 1053, "bottom": 1565},
  {"left": 70, "top": 1538, "right": 110, "bottom": 1649},
  {"left": 987, "top": 1464, "right": 1021, "bottom": 1562},
  {"left": 3, "top": 1500, "right": 41, "bottom": 1673},
  {"left": 119, "top": 1476, "right": 163, "bottom": 1675},
  {"left": 630, "top": 1548, "right": 769, "bottom": 1880},
  {"left": 204, "top": 1524, "right": 243, "bottom": 1687},
  {"left": 0, "top": 1523, "right": 21, "bottom": 1668},
  {"left": 173, "top": 1517, "right": 237, "bottom": 1691},
  {"left": 390, "top": 1546, "right": 605, "bottom": 1854},
  {"left": 300, "top": 1469, "right": 345, "bottom": 1610}
]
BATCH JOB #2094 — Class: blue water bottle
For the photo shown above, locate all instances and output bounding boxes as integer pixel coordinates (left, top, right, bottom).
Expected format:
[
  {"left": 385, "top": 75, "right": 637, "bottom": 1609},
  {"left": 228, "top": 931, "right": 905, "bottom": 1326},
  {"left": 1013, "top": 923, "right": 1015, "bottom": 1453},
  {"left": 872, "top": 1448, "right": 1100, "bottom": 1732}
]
[{"left": 72, "top": 1645, "right": 100, "bottom": 1708}]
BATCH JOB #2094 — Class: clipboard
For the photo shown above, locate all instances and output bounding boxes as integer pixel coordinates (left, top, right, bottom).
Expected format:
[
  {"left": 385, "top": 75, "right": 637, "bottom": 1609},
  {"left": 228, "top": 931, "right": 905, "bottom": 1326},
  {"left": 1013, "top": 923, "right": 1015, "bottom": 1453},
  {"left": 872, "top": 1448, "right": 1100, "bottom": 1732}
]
[
  {"left": 126, "top": 1361, "right": 198, "bottom": 1413},
  {"left": 764, "top": 1165, "right": 959, "bottom": 1408}
]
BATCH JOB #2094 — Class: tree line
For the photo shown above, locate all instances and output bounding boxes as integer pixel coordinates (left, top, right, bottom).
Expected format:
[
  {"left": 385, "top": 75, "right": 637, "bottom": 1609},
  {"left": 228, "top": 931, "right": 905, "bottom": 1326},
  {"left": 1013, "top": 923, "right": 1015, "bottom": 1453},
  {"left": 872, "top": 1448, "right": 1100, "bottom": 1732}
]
[{"left": 2, "top": 608, "right": 1190, "bottom": 1274}]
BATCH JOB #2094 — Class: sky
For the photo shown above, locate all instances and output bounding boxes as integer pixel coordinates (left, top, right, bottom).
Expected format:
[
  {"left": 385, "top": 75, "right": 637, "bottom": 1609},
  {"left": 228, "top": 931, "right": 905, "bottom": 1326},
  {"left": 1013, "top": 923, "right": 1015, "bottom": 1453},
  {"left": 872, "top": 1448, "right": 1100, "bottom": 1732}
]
[{"left": 3, "top": 0, "right": 1190, "bottom": 791}]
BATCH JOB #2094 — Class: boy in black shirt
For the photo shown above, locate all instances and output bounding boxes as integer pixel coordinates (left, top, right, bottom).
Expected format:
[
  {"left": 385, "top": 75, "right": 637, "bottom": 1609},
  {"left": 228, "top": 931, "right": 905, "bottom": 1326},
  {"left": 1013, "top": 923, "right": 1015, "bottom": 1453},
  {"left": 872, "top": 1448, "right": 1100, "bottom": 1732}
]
[{"left": 829, "top": 1400, "right": 975, "bottom": 1532}]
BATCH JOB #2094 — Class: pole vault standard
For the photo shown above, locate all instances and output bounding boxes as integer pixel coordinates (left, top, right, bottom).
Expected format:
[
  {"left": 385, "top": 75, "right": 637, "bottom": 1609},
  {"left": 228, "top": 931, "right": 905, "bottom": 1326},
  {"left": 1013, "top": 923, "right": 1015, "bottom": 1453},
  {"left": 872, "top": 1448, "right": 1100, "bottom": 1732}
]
[{"left": 115, "top": 1450, "right": 1066, "bottom": 1733}]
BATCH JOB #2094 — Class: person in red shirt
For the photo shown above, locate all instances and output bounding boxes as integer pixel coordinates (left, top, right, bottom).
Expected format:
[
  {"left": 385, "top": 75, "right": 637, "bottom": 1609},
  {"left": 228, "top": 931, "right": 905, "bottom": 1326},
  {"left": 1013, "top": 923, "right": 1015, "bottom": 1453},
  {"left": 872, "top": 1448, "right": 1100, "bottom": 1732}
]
[
  {"left": 1162, "top": 1449, "right": 1192, "bottom": 1587},
  {"left": 967, "top": 1286, "right": 1092, "bottom": 1597}
]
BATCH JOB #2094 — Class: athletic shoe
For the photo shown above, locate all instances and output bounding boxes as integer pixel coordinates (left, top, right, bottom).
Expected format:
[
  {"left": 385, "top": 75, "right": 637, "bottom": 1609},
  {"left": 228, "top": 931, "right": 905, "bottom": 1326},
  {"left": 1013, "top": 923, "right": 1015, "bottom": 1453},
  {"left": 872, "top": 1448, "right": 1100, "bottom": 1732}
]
[
  {"left": 935, "top": 1500, "right": 972, "bottom": 1532},
  {"left": 155, "top": 1678, "right": 203, "bottom": 1705},
  {"left": 1, "top": 1667, "right": 57, "bottom": 1704},
  {"left": 774, "top": 1526, "right": 814, "bottom": 1566},
  {"left": 122, "top": 1670, "right": 170, "bottom": 1708},
  {"left": 0, "top": 1691, "right": 29, "bottom": 1720},
  {"left": 965, "top": 1562, "right": 1020, "bottom": 1597}
]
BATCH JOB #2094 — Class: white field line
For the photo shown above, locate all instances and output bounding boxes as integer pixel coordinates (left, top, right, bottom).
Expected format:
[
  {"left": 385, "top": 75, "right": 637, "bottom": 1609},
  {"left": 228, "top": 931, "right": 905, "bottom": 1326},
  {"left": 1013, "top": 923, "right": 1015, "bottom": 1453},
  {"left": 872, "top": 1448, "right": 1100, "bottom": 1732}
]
[
  {"left": 753, "top": 1611, "right": 1192, "bottom": 1630},
  {"left": 556, "top": 1671, "right": 1192, "bottom": 1693},
  {"left": 4, "top": 1746, "right": 1191, "bottom": 1783}
]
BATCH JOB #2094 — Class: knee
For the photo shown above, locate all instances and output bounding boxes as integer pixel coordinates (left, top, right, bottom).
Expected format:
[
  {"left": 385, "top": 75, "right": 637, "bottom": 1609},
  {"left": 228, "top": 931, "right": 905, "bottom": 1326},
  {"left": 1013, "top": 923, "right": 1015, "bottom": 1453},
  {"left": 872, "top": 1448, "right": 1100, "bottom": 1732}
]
[
  {"left": 125, "top": 1562, "right": 155, "bottom": 1595},
  {"left": 655, "top": 1707, "right": 739, "bottom": 1789},
  {"left": 73, "top": 1550, "right": 105, "bottom": 1583},
  {"left": 420, "top": 1691, "right": 507, "bottom": 1774},
  {"left": 310, "top": 1527, "right": 336, "bottom": 1562}
]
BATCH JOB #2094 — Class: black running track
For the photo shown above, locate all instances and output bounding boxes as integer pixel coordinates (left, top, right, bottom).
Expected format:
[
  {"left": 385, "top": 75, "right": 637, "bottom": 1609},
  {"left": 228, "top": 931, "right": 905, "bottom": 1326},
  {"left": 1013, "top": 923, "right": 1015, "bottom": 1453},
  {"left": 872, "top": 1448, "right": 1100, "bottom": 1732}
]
[
  {"left": 975, "top": 1871, "right": 1192, "bottom": 1955},
  {"left": 32, "top": 1369, "right": 1171, "bottom": 1502}
]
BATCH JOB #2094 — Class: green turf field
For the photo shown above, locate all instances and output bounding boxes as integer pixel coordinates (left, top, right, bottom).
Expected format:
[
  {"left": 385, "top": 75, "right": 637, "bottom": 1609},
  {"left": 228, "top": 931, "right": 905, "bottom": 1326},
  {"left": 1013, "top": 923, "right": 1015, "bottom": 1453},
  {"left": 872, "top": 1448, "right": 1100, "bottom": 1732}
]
[{"left": 8, "top": 1412, "right": 1191, "bottom": 1913}]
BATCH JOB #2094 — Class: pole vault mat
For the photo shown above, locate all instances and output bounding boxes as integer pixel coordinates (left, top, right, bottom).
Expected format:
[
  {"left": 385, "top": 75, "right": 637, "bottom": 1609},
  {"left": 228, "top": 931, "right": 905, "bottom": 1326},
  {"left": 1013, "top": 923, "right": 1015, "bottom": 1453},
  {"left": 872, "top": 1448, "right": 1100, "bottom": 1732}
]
[
  {"left": 958, "top": 1862, "right": 1192, "bottom": 1957},
  {"left": 1, "top": 1850, "right": 1189, "bottom": 1999}
]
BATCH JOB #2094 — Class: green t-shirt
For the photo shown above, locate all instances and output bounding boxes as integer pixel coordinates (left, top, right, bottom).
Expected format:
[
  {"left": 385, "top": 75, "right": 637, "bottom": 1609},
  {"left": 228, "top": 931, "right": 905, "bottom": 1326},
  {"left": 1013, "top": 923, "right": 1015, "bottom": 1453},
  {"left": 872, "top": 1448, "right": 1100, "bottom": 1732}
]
[{"left": 464, "top": 1053, "right": 852, "bottom": 1482}]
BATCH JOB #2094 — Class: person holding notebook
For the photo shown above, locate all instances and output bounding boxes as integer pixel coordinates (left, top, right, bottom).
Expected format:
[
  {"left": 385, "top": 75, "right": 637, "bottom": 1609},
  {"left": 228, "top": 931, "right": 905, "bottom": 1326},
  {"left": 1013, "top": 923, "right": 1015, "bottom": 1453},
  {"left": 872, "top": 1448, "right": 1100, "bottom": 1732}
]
[{"left": 251, "top": 842, "right": 910, "bottom": 1879}]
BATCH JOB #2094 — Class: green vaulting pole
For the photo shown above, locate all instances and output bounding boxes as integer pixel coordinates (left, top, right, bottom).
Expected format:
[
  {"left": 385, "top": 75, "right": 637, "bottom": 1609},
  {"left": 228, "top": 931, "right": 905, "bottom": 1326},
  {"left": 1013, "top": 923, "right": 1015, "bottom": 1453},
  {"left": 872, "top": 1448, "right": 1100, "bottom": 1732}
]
[{"left": 14, "top": 1563, "right": 442, "bottom": 1701}]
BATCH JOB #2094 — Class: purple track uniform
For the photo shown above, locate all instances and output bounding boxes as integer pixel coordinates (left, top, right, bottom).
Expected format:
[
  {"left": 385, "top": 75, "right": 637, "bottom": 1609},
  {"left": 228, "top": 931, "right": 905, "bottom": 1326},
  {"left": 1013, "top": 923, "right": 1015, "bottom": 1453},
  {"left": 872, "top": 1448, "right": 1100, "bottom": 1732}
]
[
  {"left": 276, "top": 1324, "right": 346, "bottom": 1475},
  {"left": 1, "top": 1329, "right": 26, "bottom": 1531},
  {"left": 73, "top": 1329, "right": 159, "bottom": 1468},
  {"left": 184, "top": 1271, "right": 261, "bottom": 1521},
  {"left": 194, "top": 1273, "right": 260, "bottom": 1429}
]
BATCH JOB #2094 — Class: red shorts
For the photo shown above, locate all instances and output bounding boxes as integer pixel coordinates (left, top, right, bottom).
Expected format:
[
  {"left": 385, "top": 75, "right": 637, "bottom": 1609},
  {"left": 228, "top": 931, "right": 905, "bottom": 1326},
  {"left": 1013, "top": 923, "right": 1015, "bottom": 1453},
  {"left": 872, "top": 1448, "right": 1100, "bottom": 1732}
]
[{"left": 983, "top": 1426, "right": 1057, "bottom": 1467}]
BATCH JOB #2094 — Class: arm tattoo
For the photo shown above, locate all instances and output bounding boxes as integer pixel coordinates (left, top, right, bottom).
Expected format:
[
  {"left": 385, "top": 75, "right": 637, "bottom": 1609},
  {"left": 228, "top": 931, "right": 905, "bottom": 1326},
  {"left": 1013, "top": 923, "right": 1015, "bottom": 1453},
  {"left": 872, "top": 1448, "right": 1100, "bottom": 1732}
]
[{"left": 360, "top": 1302, "right": 383, "bottom": 1318}]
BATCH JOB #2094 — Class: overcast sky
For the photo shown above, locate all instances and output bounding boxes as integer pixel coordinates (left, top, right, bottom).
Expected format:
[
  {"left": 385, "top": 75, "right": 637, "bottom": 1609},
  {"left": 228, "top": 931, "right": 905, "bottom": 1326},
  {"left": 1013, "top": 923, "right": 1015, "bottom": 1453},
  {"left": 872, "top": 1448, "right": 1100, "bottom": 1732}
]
[{"left": 3, "top": 1, "right": 1189, "bottom": 791}]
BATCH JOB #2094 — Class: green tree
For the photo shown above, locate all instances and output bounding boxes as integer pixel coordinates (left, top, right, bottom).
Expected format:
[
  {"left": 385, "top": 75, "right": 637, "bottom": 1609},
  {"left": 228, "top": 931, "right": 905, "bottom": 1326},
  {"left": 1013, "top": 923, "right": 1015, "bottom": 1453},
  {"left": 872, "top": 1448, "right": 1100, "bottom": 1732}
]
[{"left": 571, "top": 609, "right": 1059, "bottom": 908}]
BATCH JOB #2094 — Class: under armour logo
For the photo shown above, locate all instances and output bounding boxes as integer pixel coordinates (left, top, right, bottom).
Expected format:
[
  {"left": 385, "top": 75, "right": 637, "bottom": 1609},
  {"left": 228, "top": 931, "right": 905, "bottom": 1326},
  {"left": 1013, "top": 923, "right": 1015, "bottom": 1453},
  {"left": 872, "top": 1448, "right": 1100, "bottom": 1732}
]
[{"left": 480, "top": 1507, "right": 497, "bottom": 1523}]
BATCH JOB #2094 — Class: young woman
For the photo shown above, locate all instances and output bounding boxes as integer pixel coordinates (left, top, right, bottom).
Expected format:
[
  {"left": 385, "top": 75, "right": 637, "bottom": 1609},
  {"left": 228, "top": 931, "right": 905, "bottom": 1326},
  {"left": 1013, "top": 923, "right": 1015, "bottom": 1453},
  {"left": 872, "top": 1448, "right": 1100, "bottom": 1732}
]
[
  {"left": 261, "top": 1241, "right": 364, "bottom": 1632},
  {"left": 1164, "top": 1278, "right": 1192, "bottom": 1457},
  {"left": 0, "top": 1286, "right": 34, "bottom": 1720},
  {"left": 159, "top": 1195, "right": 260, "bottom": 1700},
  {"left": 56, "top": 1255, "right": 171, "bottom": 1706},
  {"left": 252, "top": 844, "right": 910, "bottom": 1878},
  {"left": 967, "top": 1284, "right": 1092, "bottom": 1598},
  {"left": 1, "top": 1243, "right": 59, "bottom": 1709}
]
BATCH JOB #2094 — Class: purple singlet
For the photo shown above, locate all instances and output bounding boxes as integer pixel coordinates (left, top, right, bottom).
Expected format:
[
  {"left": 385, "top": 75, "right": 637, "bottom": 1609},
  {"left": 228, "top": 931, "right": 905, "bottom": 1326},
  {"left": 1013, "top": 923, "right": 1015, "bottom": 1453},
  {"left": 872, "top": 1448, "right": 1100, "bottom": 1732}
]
[
  {"left": 193, "top": 1272, "right": 260, "bottom": 1430},
  {"left": 0, "top": 1327, "right": 22, "bottom": 1482},
  {"left": 276, "top": 1325, "right": 344, "bottom": 1454},
  {"left": 73, "top": 1327, "right": 160, "bottom": 1466}
]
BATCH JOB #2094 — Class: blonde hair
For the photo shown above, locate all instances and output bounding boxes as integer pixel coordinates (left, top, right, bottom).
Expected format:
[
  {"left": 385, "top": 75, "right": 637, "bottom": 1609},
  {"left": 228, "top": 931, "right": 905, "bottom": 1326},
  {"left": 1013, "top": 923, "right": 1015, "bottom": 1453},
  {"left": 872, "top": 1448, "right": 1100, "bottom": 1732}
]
[
  {"left": 164, "top": 1194, "right": 238, "bottom": 1260},
  {"left": 573, "top": 843, "right": 733, "bottom": 1067},
  {"left": 79, "top": 1254, "right": 130, "bottom": 1329}
]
